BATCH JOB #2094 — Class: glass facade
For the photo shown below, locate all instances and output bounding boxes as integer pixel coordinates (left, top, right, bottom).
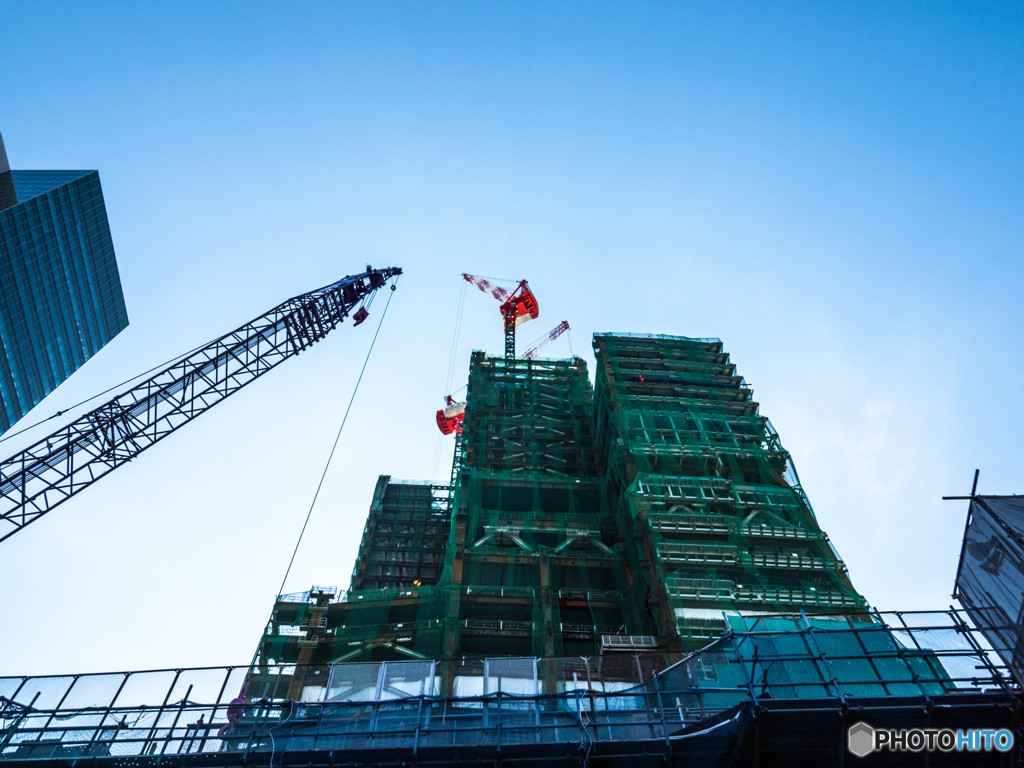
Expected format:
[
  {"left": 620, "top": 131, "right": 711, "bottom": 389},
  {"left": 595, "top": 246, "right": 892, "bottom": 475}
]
[{"left": 0, "top": 168, "right": 129, "bottom": 432}]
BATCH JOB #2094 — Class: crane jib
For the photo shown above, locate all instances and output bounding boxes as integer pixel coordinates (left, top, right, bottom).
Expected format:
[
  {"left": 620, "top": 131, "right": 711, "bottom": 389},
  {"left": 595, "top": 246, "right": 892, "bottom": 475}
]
[{"left": 0, "top": 266, "right": 401, "bottom": 543}]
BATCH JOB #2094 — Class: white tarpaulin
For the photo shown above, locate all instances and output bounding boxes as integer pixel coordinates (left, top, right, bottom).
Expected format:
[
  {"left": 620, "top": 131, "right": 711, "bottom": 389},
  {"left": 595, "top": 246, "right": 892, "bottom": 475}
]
[{"left": 955, "top": 495, "right": 1024, "bottom": 684}]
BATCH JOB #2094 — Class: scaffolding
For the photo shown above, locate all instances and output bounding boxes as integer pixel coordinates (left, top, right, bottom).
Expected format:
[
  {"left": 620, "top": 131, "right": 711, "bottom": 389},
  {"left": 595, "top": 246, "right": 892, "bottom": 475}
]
[
  {"left": 259, "top": 334, "right": 872, "bottom": 666},
  {"left": 592, "top": 333, "right": 869, "bottom": 650},
  {"left": 350, "top": 477, "right": 452, "bottom": 590},
  {"left": 441, "top": 352, "right": 641, "bottom": 660}
]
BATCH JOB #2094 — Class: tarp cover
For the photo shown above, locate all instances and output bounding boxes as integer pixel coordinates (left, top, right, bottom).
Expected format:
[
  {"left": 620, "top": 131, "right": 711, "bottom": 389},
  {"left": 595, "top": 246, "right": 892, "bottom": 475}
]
[{"left": 955, "top": 495, "right": 1024, "bottom": 684}]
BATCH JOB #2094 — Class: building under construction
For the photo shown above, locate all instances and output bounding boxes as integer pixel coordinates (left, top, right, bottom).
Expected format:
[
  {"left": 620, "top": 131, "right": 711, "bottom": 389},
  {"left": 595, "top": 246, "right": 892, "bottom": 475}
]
[
  {"left": 261, "top": 333, "right": 867, "bottom": 667},
  {"left": 2, "top": 326, "right": 1020, "bottom": 766}
]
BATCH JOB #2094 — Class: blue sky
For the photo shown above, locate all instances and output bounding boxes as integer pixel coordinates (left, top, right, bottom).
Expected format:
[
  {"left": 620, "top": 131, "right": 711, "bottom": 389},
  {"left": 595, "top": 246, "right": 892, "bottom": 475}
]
[{"left": 1, "top": 2, "right": 1022, "bottom": 674}]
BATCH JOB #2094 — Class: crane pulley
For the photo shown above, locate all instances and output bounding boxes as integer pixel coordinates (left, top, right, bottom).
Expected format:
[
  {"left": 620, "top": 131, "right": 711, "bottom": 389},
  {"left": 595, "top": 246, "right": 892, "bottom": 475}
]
[{"left": 0, "top": 266, "right": 401, "bottom": 543}]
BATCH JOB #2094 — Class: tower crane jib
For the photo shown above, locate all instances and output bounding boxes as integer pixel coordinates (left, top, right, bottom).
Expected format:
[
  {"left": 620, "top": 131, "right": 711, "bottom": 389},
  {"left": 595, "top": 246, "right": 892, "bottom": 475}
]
[{"left": 462, "top": 273, "right": 539, "bottom": 359}]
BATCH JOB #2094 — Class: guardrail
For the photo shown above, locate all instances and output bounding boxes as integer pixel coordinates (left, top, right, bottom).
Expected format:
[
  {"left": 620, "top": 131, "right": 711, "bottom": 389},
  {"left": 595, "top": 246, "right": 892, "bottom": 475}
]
[{"left": 0, "top": 610, "right": 1016, "bottom": 763}]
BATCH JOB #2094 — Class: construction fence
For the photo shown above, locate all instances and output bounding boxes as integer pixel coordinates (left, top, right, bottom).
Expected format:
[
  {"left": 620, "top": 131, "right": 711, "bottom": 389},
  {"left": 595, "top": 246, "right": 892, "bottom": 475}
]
[{"left": 0, "top": 609, "right": 1015, "bottom": 763}]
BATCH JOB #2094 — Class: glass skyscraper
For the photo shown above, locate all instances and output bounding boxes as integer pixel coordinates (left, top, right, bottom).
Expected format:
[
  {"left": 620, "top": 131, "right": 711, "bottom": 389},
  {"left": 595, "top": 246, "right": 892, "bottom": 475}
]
[{"left": 0, "top": 134, "right": 129, "bottom": 433}]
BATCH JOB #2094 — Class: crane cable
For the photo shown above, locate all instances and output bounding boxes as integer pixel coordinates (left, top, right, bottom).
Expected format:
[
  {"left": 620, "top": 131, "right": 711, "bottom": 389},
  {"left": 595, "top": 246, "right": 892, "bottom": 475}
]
[
  {"left": 0, "top": 283, "right": 391, "bottom": 449},
  {"left": 0, "top": 274, "right": 393, "bottom": 448},
  {"left": 432, "top": 278, "right": 467, "bottom": 481},
  {"left": 0, "top": 333, "right": 224, "bottom": 447},
  {"left": 273, "top": 276, "right": 399, "bottom": 601},
  {"left": 445, "top": 280, "right": 468, "bottom": 395}
]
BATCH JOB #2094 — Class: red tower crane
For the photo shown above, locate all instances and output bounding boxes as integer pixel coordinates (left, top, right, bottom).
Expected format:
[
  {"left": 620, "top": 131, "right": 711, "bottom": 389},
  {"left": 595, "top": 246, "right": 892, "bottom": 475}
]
[
  {"left": 462, "top": 274, "right": 539, "bottom": 359},
  {"left": 435, "top": 395, "right": 466, "bottom": 436},
  {"left": 434, "top": 320, "right": 569, "bottom": 437},
  {"left": 522, "top": 321, "right": 570, "bottom": 359},
  {"left": 436, "top": 276, "right": 550, "bottom": 439}
]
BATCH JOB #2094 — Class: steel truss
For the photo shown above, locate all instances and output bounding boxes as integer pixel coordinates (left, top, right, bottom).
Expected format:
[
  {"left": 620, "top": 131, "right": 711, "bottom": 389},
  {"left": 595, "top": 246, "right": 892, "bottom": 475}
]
[{"left": 0, "top": 266, "right": 401, "bottom": 543}]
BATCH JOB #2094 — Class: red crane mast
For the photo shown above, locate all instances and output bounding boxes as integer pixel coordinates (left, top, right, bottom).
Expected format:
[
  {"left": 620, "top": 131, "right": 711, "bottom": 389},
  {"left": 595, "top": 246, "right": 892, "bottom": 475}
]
[{"left": 436, "top": 274, "right": 543, "bottom": 441}]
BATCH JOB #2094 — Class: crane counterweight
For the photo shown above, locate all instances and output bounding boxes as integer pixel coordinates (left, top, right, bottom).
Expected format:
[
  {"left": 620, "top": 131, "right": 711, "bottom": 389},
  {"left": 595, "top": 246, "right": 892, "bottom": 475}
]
[
  {"left": 435, "top": 396, "right": 466, "bottom": 435},
  {"left": 462, "top": 273, "right": 539, "bottom": 359}
]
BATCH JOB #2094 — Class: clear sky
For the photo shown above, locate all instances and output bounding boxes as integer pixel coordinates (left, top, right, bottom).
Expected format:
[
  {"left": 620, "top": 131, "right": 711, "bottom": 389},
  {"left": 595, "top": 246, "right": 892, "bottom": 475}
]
[{"left": 1, "top": 2, "right": 1022, "bottom": 675}]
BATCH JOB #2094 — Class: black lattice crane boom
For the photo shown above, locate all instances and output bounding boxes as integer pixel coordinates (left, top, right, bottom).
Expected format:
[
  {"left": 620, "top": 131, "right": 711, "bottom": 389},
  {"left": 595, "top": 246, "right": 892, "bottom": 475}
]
[{"left": 0, "top": 266, "right": 402, "bottom": 543}]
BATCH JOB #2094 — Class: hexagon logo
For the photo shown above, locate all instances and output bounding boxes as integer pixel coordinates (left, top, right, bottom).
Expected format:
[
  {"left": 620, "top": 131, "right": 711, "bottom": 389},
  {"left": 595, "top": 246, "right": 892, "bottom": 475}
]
[{"left": 847, "top": 722, "right": 876, "bottom": 758}]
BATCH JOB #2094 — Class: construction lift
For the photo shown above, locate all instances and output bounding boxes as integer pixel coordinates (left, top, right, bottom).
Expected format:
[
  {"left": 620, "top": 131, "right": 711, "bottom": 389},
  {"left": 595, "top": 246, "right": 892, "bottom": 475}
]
[{"left": 0, "top": 266, "right": 402, "bottom": 543}]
